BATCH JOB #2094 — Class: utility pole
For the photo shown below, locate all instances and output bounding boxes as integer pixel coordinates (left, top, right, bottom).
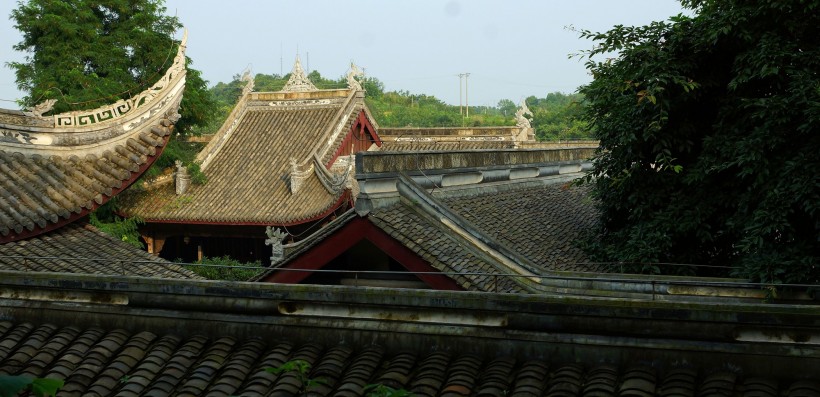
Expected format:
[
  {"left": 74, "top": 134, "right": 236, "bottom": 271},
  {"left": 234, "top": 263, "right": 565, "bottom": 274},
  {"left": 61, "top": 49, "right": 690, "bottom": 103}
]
[
  {"left": 465, "top": 73, "right": 470, "bottom": 118},
  {"left": 457, "top": 73, "right": 466, "bottom": 117}
]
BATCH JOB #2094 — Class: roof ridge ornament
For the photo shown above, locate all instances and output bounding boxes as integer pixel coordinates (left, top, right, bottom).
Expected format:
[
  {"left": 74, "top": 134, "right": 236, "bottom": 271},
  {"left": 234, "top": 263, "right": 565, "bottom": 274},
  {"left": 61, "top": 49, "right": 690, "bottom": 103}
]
[
  {"left": 24, "top": 99, "right": 57, "bottom": 118},
  {"left": 289, "top": 157, "right": 314, "bottom": 194},
  {"left": 240, "top": 67, "right": 255, "bottom": 96},
  {"left": 264, "top": 226, "right": 288, "bottom": 264},
  {"left": 513, "top": 99, "right": 535, "bottom": 146},
  {"left": 346, "top": 62, "right": 364, "bottom": 91},
  {"left": 174, "top": 160, "right": 191, "bottom": 195},
  {"left": 515, "top": 99, "right": 533, "bottom": 130},
  {"left": 282, "top": 55, "right": 317, "bottom": 92},
  {"left": 52, "top": 28, "right": 188, "bottom": 129}
]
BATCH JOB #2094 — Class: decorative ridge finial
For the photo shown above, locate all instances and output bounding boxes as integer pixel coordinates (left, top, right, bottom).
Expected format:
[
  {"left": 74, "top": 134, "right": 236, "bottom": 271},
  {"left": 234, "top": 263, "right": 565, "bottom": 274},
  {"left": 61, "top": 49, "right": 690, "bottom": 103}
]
[
  {"left": 282, "top": 55, "right": 317, "bottom": 92},
  {"left": 240, "top": 67, "right": 254, "bottom": 95},
  {"left": 265, "top": 226, "right": 288, "bottom": 263},
  {"left": 24, "top": 99, "right": 57, "bottom": 118},
  {"left": 515, "top": 99, "right": 533, "bottom": 129},
  {"left": 346, "top": 62, "right": 364, "bottom": 91}
]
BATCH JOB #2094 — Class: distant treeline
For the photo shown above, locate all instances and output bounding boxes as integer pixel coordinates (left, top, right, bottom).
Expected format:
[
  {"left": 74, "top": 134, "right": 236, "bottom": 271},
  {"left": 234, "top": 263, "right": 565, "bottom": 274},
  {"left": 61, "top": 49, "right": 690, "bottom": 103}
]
[{"left": 203, "top": 71, "right": 592, "bottom": 140}]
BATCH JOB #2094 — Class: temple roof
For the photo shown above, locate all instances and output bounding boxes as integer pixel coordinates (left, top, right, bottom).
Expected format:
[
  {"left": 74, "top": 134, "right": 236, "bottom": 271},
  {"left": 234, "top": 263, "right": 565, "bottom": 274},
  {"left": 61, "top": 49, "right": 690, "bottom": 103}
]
[
  {"left": 120, "top": 65, "right": 379, "bottom": 226},
  {"left": 0, "top": 33, "right": 187, "bottom": 243},
  {"left": 1, "top": 318, "right": 816, "bottom": 397},
  {"left": 438, "top": 182, "right": 601, "bottom": 273},
  {"left": 262, "top": 175, "right": 606, "bottom": 293},
  {"left": 376, "top": 106, "right": 598, "bottom": 152},
  {"left": 257, "top": 149, "right": 611, "bottom": 292},
  {"left": 0, "top": 222, "right": 201, "bottom": 279},
  {"left": 366, "top": 180, "right": 606, "bottom": 291},
  {"left": 259, "top": 148, "right": 809, "bottom": 299},
  {"left": 0, "top": 274, "right": 817, "bottom": 395}
]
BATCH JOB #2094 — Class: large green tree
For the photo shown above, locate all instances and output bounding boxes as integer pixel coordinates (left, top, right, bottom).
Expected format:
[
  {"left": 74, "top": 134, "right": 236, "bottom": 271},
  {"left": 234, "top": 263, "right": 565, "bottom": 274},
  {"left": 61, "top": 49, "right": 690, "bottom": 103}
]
[
  {"left": 8, "top": 0, "right": 215, "bottom": 135},
  {"left": 579, "top": 0, "right": 819, "bottom": 285}
]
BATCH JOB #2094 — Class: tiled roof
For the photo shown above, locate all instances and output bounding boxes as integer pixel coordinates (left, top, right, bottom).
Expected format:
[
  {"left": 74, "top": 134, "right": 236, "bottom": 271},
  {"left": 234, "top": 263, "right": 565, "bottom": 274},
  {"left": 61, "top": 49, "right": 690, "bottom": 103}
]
[
  {"left": 376, "top": 126, "right": 599, "bottom": 152},
  {"left": 369, "top": 203, "right": 527, "bottom": 293},
  {"left": 0, "top": 35, "right": 187, "bottom": 243},
  {"left": 379, "top": 140, "right": 517, "bottom": 151},
  {"left": 263, "top": 168, "right": 602, "bottom": 291},
  {"left": 379, "top": 140, "right": 598, "bottom": 151},
  {"left": 364, "top": 175, "right": 605, "bottom": 292},
  {"left": 0, "top": 223, "right": 201, "bottom": 279},
  {"left": 440, "top": 182, "right": 607, "bottom": 273},
  {"left": 120, "top": 89, "right": 373, "bottom": 226},
  {"left": 121, "top": 105, "right": 343, "bottom": 224},
  {"left": 0, "top": 319, "right": 816, "bottom": 396}
]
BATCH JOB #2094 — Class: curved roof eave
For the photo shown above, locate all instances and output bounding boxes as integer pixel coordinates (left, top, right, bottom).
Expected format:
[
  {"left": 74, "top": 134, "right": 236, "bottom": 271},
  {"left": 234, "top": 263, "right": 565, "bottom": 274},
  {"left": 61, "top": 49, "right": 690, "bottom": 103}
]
[{"left": 0, "top": 31, "right": 189, "bottom": 242}]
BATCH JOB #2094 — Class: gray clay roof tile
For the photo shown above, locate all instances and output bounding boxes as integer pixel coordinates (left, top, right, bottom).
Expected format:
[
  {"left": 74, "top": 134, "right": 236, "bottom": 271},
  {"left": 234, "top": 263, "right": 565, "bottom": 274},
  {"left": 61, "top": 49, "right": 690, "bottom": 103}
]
[
  {"left": 370, "top": 203, "right": 526, "bottom": 293},
  {"left": 0, "top": 222, "right": 202, "bottom": 279},
  {"left": 0, "top": 56, "right": 184, "bottom": 243},
  {"left": 438, "top": 182, "right": 607, "bottom": 273},
  {"left": 121, "top": 94, "right": 369, "bottom": 226}
]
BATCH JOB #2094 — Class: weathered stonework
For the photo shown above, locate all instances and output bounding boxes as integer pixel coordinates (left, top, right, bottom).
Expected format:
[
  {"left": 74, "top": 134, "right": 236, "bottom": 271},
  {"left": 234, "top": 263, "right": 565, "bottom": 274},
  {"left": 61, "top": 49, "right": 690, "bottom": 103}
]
[
  {"left": 264, "top": 226, "right": 288, "bottom": 263},
  {"left": 174, "top": 160, "right": 191, "bottom": 195}
]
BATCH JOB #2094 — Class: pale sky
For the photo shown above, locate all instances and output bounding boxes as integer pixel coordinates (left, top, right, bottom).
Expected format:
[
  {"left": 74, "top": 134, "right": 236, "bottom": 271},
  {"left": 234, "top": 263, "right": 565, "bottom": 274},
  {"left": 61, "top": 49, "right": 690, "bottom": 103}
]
[{"left": 0, "top": 0, "right": 687, "bottom": 108}]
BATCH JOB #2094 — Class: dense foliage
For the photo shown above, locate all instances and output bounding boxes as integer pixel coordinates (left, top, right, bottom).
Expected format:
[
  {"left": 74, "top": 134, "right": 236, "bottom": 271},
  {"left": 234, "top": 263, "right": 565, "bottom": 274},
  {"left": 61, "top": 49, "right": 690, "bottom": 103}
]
[
  {"left": 9, "top": 0, "right": 217, "bottom": 135},
  {"left": 524, "top": 93, "right": 588, "bottom": 140},
  {"left": 0, "top": 375, "right": 62, "bottom": 397},
  {"left": 208, "top": 71, "right": 592, "bottom": 136},
  {"left": 89, "top": 206, "right": 143, "bottom": 248},
  {"left": 185, "top": 255, "right": 264, "bottom": 281},
  {"left": 579, "top": 0, "right": 819, "bottom": 285}
]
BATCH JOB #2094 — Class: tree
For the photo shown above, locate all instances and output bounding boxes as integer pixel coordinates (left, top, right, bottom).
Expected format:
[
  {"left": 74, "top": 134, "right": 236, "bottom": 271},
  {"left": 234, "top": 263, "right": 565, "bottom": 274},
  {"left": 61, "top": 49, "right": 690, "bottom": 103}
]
[
  {"left": 8, "top": 0, "right": 216, "bottom": 135},
  {"left": 526, "top": 92, "right": 589, "bottom": 140},
  {"left": 8, "top": 0, "right": 219, "bottom": 243},
  {"left": 578, "top": 0, "right": 819, "bottom": 286},
  {"left": 497, "top": 99, "right": 516, "bottom": 116}
]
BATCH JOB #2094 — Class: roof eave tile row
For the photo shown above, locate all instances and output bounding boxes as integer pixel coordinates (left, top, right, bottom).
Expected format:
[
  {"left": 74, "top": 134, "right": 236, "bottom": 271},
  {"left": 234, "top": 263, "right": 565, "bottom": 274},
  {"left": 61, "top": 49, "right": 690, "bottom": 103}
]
[{"left": 0, "top": 319, "right": 816, "bottom": 396}]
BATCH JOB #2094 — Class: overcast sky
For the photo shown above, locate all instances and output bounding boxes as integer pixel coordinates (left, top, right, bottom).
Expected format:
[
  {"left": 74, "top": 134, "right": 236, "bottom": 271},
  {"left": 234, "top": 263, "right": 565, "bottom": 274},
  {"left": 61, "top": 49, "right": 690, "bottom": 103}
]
[{"left": 1, "top": 1, "right": 687, "bottom": 108}]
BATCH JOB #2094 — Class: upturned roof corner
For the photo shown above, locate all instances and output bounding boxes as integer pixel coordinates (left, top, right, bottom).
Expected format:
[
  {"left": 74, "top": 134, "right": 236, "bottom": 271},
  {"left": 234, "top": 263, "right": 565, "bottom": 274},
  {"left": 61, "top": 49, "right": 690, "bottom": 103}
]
[{"left": 0, "top": 29, "right": 189, "bottom": 242}]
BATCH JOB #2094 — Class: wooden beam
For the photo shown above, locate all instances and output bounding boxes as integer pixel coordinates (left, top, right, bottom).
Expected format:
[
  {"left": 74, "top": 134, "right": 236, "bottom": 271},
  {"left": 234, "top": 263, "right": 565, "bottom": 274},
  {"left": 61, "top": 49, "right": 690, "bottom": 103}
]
[
  {"left": 265, "top": 218, "right": 370, "bottom": 283},
  {"left": 262, "top": 217, "right": 463, "bottom": 291},
  {"left": 363, "top": 225, "right": 463, "bottom": 291}
]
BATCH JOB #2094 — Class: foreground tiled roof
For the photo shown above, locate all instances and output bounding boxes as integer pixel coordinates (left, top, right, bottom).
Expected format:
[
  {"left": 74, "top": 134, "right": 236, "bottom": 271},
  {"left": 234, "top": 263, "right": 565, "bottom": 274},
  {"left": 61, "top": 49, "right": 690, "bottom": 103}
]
[
  {"left": 0, "top": 223, "right": 201, "bottom": 279},
  {"left": 0, "top": 34, "right": 187, "bottom": 243},
  {"left": 440, "top": 182, "right": 606, "bottom": 273},
  {"left": 120, "top": 88, "right": 373, "bottom": 226},
  {"left": 0, "top": 319, "right": 816, "bottom": 397}
]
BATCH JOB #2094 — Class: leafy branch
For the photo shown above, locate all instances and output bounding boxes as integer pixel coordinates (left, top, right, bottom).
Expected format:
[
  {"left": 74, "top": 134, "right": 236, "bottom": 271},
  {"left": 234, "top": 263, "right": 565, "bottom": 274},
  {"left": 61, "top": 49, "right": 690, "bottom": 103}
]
[{"left": 0, "top": 376, "right": 63, "bottom": 397}]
